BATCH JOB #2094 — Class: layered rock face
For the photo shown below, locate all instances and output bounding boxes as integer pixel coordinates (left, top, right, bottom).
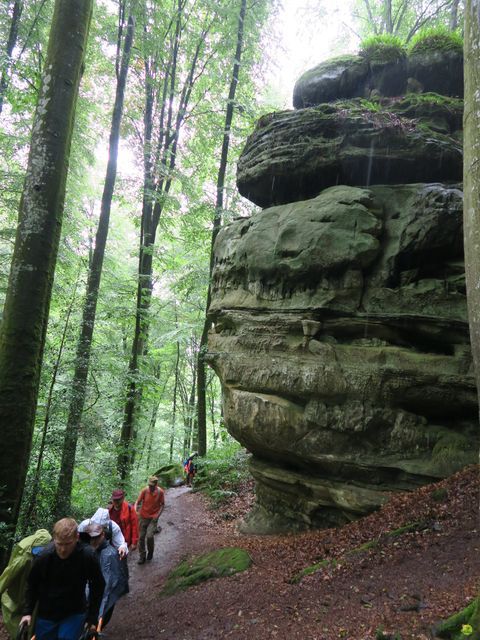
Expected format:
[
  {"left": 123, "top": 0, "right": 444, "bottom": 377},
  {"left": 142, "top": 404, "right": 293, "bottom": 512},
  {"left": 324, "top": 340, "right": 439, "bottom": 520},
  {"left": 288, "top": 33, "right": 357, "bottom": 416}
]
[{"left": 207, "top": 51, "right": 478, "bottom": 534}]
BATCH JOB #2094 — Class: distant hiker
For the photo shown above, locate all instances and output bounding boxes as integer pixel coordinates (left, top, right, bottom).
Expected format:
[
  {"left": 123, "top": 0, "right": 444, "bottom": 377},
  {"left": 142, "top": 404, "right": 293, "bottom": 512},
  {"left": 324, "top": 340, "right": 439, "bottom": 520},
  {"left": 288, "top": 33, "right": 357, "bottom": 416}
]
[
  {"left": 20, "top": 518, "right": 104, "bottom": 640},
  {"left": 0, "top": 529, "right": 51, "bottom": 639},
  {"left": 108, "top": 489, "right": 139, "bottom": 551},
  {"left": 78, "top": 508, "right": 128, "bottom": 559},
  {"left": 135, "top": 476, "right": 165, "bottom": 565},
  {"left": 85, "top": 523, "right": 128, "bottom": 631},
  {"left": 184, "top": 453, "right": 197, "bottom": 487}
]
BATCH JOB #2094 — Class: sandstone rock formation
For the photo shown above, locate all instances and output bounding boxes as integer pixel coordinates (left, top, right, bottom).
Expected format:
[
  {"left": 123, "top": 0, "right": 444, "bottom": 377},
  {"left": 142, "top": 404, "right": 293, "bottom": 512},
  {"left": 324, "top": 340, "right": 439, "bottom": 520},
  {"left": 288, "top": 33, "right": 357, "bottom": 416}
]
[{"left": 207, "top": 46, "right": 477, "bottom": 534}]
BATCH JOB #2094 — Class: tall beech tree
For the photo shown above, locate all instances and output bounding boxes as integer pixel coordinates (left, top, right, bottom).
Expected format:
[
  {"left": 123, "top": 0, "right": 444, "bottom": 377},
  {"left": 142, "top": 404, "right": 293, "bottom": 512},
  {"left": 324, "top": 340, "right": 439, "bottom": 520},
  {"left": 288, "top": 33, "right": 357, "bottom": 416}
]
[
  {"left": 0, "top": 0, "right": 92, "bottom": 554},
  {"left": 458, "top": 2, "right": 480, "bottom": 633},
  {"left": 0, "top": 1, "right": 23, "bottom": 116},
  {"left": 118, "top": 0, "right": 225, "bottom": 480},
  {"left": 53, "top": 8, "right": 135, "bottom": 518},
  {"left": 197, "top": 0, "right": 248, "bottom": 457}
]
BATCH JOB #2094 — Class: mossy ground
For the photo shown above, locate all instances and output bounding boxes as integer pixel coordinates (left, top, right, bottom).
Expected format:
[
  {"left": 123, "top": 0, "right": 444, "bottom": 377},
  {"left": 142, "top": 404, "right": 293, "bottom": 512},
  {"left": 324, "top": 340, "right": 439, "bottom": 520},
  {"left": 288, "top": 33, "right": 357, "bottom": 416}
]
[{"left": 161, "top": 547, "right": 252, "bottom": 596}]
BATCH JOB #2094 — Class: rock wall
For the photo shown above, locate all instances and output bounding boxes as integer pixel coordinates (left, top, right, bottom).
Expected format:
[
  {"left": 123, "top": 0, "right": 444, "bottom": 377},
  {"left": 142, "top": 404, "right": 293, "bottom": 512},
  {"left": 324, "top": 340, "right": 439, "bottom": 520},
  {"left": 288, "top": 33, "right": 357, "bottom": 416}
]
[{"left": 207, "top": 51, "right": 478, "bottom": 534}]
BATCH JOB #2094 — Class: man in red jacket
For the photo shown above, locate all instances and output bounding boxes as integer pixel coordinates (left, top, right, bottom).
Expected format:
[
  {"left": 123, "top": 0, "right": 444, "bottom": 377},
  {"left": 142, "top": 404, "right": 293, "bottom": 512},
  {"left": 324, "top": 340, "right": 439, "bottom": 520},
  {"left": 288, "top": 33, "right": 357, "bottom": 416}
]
[
  {"left": 135, "top": 476, "right": 165, "bottom": 565},
  {"left": 108, "top": 490, "right": 139, "bottom": 551}
]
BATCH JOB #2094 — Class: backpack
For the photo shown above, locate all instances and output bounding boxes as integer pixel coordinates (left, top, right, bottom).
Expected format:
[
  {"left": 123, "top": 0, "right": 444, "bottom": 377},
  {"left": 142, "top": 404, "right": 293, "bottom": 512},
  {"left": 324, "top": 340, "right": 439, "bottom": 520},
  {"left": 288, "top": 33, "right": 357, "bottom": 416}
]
[{"left": 0, "top": 530, "right": 51, "bottom": 638}]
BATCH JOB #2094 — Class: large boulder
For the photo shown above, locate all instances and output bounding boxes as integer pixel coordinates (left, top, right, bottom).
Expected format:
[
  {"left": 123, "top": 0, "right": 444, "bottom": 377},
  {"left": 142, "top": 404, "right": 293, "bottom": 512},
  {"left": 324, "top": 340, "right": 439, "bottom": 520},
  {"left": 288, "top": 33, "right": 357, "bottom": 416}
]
[
  {"left": 293, "top": 55, "right": 370, "bottom": 108},
  {"left": 237, "top": 101, "right": 462, "bottom": 208},
  {"left": 208, "top": 184, "right": 477, "bottom": 532},
  {"left": 408, "top": 49, "right": 463, "bottom": 98}
]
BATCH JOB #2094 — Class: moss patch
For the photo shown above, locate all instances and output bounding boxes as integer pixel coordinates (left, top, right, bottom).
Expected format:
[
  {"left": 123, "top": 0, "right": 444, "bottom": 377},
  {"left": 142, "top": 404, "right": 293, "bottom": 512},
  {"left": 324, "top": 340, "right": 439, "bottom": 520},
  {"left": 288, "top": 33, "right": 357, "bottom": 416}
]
[
  {"left": 434, "top": 600, "right": 479, "bottom": 639},
  {"left": 162, "top": 547, "right": 252, "bottom": 596},
  {"left": 409, "top": 27, "right": 463, "bottom": 55},
  {"left": 360, "top": 34, "right": 406, "bottom": 62}
]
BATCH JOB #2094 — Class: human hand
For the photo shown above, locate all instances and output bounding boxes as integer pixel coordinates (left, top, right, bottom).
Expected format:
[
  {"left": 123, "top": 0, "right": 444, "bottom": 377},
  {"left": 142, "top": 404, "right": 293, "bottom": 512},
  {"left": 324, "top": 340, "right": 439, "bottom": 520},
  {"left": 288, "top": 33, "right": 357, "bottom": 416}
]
[
  {"left": 19, "top": 615, "right": 31, "bottom": 627},
  {"left": 118, "top": 546, "right": 127, "bottom": 559}
]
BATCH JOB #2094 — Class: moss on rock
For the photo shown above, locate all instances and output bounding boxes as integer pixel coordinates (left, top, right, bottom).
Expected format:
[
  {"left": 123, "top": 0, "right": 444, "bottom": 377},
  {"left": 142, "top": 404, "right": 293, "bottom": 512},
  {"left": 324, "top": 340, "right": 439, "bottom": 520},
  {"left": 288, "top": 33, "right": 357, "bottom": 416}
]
[
  {"left": 153, "top": 462, "right": 184, "bottom": 487},
  {"left": 409, "top": 27, "right": 463, "bottom": 56},
  {"left": 161, "top": 548, "right": 251, "bottom": 596},
  {"left": 360, "top": 35, "right": 407, "bottom": 63}
]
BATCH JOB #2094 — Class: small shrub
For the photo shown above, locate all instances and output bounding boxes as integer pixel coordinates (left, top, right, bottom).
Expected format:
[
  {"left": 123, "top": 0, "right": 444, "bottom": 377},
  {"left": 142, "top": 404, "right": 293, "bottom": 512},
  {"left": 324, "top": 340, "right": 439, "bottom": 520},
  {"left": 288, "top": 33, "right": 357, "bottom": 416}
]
[
  {"left": 359, "top": 34, "right": 407, "bottom": 62},
  {"left": 193, "top": 442, "right": 251, "bottom": 507},
  {"left": 409, "top": 27, "right": 463, "bottom": 55}
]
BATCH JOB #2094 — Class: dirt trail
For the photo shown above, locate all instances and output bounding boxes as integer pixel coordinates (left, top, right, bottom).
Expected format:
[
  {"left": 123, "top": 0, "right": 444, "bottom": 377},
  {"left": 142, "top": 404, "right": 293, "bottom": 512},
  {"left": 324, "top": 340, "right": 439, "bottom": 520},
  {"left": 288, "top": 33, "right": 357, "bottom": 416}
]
[
  {"left": 105, "top": 467, "right": 480, "bottom": 640},
  {"left": 1, "top": 468, "right": 478, "bottom": 640},
  {"left": 106, "top": 486, "right": 232, "bottom": 639}
]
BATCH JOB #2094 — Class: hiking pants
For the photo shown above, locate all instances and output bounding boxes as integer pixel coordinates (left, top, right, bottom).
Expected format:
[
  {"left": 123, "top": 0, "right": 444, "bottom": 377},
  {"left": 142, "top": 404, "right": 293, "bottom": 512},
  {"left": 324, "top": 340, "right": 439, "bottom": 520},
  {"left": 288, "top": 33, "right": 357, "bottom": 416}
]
[
  {"left": 138, "top": 517, "right": 158, "bottom": 559},
  {"left": 35, "top": 613, "right": 86, "bottom": 640}
]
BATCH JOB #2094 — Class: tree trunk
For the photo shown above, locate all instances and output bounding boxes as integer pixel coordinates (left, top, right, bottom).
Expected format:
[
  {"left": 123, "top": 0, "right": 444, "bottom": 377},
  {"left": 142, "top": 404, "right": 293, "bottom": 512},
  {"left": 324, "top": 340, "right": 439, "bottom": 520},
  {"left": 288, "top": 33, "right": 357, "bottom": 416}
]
[
  {"left": 0, "top": 0, "right": 23, "bottom": 116},
  {"left": 197, "top": 0, "right": 247, "bottom": 457},
  {"left": 169, "top": 339, "right": 181, "bottom": 462},
  {"left": 0, "top": 0, "right": 92, "bottom": 562},
  {"left": 463, "top": 4, "right": 480, "bottom": 634},
  {"left": 53, "top": 13, "right": 135, "bottom": 517},
  {"left": 464, "top": 0, "right": 480, "bottom": 401},
  {"left": 450, "top": 0, "right": 460, "bottom": 30},
  {"left": 23, "top": 271, "right": 80, "bottom": 524}
]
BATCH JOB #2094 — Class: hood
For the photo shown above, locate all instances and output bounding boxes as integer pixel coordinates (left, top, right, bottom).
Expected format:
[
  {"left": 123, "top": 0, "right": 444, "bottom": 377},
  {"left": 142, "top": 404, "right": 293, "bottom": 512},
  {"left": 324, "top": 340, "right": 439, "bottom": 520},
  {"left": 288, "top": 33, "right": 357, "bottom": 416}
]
[
  {"left": 18, "top": 529, "right": 52, "bottom": 551},
  {"left": 91, "top": 508, "right": 110, "bottom": 527}
]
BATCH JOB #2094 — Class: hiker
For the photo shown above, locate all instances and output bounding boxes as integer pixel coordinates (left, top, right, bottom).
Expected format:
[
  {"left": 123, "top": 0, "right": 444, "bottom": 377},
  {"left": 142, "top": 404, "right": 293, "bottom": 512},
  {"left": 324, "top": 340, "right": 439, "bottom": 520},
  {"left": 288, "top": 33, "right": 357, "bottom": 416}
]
[
  {"left": 0, "top": 529, "right": 51, "bottom": 639},
  {"left": 20, "top": 518, "right": 104, "bottom": 640},
  {"left": 108, "top": 489, "right": 139, "bottom": 551},
  {"left": 85, "top": 523, "right": 128, "bottom": 630},
  {"left": 184, "top": 453, "right": 197, "bottom": 486},
  {"left": 135, "top": 476, "right": 165, "bottom": 564},
  {"left": 78, "top": 508, "right": 128, "bottom": 559}
]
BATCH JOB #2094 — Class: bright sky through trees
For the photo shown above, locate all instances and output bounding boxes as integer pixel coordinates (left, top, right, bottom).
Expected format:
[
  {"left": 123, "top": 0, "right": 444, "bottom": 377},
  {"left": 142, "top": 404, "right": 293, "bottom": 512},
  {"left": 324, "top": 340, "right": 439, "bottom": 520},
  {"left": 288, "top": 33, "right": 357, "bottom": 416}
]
[{"left": 267, "top": 0, "right": 357, "bottom": 107}]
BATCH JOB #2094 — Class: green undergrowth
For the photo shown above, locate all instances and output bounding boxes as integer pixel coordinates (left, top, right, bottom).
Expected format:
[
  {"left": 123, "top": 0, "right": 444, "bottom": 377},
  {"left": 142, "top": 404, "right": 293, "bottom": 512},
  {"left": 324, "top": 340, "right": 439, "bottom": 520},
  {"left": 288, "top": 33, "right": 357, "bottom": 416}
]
[
  {"left": 360, "top": 34, "right": 406, "bottom": 62},
  {"left": 409, "top": 27, "right": 463, "bottom": 55},
  {"left": 161, "top": 547, "right": 252, "bottom": 596},
  {"left": 193, "top": 442, "right": 251, "bottom": 508},
  {"left": 434, "top": 599, "right": 480, "bottom": 639},
  {"left": 290, "top": 522, "right": 422, "bottom": 584}
]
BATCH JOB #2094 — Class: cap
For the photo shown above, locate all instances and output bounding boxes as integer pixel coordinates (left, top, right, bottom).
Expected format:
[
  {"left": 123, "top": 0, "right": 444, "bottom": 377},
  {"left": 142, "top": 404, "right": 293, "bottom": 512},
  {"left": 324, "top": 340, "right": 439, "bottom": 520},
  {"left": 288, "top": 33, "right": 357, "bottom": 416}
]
[
  {"left": 148, "top": 475, "right": 158, "bottom": 485},
  {"left": 111, "top": 489, "right": 125, "bottom": 500},
  {"left": 85, "top": 523, "right": 104, "bottom": 538}
]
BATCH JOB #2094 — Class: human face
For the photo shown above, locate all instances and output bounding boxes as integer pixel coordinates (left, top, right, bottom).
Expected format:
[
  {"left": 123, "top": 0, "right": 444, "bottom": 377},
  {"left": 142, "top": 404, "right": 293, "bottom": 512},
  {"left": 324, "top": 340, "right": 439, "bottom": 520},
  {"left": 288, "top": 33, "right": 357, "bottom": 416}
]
[
  {"left": 112, "top": 498, "right": 123, "bottom": 510},
  {"left": 54, "top": 534, "right": 78, "bottom": 560},
  {"left": 148, "top": 483, "right": 157, "bottom": 492}
]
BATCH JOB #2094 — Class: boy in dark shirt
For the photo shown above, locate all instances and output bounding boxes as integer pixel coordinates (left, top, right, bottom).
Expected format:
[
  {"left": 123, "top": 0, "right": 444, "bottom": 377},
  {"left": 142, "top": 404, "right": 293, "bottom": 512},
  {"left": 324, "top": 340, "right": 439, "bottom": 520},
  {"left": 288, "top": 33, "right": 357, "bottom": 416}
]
[{"left": 20, "top": 518, "right": 105, "bottom": 640}]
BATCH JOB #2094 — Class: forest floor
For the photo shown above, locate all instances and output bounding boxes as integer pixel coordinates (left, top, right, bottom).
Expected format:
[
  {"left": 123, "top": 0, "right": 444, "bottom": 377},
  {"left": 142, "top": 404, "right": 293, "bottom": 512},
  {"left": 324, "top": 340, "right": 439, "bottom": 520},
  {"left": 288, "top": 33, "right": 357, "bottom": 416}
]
[
  {"left": 106, "top": 465, "right": 479, "bottom": 640},
  {"left": 1, "top": 465, "right": 478, "bottom": 640}
]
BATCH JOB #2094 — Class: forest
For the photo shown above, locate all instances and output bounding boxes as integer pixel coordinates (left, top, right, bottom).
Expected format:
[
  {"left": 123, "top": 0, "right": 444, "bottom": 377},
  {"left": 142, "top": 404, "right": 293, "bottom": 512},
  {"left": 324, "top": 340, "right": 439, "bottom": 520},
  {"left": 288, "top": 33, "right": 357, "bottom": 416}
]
[{"left": 0, "top": 0, "right": 480, "bottom": 637}]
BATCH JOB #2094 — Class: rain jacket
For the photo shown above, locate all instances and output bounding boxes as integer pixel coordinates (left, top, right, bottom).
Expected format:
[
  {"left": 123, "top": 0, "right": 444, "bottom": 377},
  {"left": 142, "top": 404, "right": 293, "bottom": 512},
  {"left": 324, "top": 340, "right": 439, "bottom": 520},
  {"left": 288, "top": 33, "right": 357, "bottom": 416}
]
[
  {"left": 95, "top": 540, "right": 128, "bottom": 619},
  {"left": 109, "top": 501, "right": 139, "bottom": 547},
  {"left": 0, "top": 529, "right": 51, "bottom": 639}
]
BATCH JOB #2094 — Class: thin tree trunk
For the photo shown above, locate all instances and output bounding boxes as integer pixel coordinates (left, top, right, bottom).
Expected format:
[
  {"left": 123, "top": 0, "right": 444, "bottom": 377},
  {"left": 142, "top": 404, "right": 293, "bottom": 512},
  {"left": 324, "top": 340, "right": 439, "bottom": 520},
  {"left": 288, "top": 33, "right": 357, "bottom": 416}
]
[
  {"left": 169, "top": 340, "right": 181, "bottom": 462},
  {"left": 197, "top": 0, "right": 247, "bottom": 457},
  {"left": 385, "top": 0, "right": 393, "bottom": 32},
  {"left": 53, "top": 13, "right": 135, "bottom": 516},
  {"left": 450, "top": 0, "right": 460, "bottom": 30},
  {"left": 0, "top": 0, "right": 23, "bottom": 116},
  {"left": 0, "top": 0, "right": 92, "bottom": 565},
  {"left": 24, "top": 271, "right": 80, "bottom": 522}
]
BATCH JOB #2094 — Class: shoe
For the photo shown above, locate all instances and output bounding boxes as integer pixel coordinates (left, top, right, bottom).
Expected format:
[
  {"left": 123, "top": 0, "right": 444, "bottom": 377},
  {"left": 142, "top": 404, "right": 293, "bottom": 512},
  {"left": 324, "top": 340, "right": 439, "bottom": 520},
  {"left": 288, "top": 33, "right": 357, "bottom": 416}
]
[
  {"left": 137, "top": 557, "right": 146, "bottom": 565},
  {"left": 146, "top": 552, "right": 153, "bottom": 562}
]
